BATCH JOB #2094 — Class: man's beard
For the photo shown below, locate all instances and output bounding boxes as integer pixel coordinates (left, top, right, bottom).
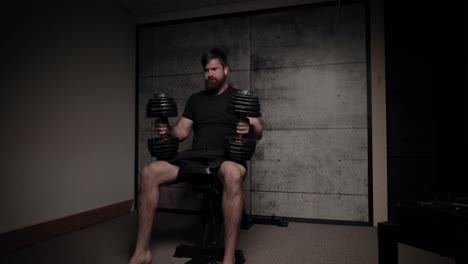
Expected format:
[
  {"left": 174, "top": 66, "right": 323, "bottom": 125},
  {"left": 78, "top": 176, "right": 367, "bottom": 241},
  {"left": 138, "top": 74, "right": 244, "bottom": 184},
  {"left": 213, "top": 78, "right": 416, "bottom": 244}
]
[{"left": 204, "top": 75, "right": 226, "bottom": 95}]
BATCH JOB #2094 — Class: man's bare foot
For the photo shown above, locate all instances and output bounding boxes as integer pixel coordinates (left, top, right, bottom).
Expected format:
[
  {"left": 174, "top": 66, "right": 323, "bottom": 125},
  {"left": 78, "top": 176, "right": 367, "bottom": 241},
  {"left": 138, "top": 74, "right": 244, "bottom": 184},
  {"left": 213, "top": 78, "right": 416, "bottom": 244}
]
[
  {"left": 222, "top": 256, "right": 235, "bottom": 264},
  {"left": 129, "top": 250, "right": 152, "bottom": 264}
]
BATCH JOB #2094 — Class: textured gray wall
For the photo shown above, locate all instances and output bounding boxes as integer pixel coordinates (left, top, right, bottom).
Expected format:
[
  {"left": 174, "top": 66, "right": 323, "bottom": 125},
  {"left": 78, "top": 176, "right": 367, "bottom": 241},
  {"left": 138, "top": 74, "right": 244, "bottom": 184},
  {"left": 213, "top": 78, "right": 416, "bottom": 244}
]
[{"left": 138, "top": 3, "right": 368, "bottom": 221}]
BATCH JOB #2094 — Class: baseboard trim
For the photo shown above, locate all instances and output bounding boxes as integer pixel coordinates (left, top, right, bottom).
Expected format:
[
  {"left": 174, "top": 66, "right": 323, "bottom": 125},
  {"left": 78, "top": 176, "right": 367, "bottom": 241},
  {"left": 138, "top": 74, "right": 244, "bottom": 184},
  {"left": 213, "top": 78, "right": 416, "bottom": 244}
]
[{"left": 0, "top": 199, "right": 134, "bottom": 253}]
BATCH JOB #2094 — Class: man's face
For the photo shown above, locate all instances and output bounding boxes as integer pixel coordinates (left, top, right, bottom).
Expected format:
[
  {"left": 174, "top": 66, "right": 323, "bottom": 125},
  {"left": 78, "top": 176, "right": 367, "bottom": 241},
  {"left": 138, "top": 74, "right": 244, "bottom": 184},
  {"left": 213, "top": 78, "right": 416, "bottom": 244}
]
[{"left": 204, "top": 58, "right": 227, "bottom": 94}]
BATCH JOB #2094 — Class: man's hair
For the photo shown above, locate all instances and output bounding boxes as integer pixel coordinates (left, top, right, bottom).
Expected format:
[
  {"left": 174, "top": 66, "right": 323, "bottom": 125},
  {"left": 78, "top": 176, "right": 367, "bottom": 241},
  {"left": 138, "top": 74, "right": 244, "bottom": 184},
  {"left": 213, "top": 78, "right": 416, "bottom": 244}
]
[{"left": 201, "top": 48, "right": 228, "bottom": 67}]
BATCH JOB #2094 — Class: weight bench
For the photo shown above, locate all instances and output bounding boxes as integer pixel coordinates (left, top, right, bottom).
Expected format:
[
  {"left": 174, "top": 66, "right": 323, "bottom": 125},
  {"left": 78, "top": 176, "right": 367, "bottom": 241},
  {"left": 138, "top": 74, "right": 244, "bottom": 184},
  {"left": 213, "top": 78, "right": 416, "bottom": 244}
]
[
  {"left": 172, "top": 164, "right": 289, "bottom": 264},
  {"left": 172, "top": 164, "right": 245, "bottom": 264}
]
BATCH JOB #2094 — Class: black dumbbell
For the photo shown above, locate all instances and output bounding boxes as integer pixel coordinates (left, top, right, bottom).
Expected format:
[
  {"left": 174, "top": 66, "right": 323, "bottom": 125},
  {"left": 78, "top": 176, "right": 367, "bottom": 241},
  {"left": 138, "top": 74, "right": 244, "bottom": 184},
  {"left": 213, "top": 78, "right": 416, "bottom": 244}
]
[
  {"left": 146, "top": 94, "right": 179, "bottom": 160},
  {"left": 225, "top": 90, "right": 261, "bottom": 162}
]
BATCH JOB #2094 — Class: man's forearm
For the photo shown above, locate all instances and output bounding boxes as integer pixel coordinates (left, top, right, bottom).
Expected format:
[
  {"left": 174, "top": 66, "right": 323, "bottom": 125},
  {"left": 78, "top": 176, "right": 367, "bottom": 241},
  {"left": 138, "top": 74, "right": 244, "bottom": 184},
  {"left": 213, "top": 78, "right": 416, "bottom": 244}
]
[
  {"left": 168, "top": 125, "right": 189, "bottom": 142},
  {"left": 247, "top": 117, "right": 263, "bottom": 140},
  {"left": 249, "top": 124, "right": 263, "bottom": 140}
]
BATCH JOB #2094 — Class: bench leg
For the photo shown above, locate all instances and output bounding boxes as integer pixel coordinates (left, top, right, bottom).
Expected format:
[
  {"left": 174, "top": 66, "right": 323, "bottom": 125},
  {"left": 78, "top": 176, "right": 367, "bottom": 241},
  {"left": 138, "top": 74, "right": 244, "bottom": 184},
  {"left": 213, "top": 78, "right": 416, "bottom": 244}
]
[{"left": 378, "top": 222, "right": 398, "bottom": 264}]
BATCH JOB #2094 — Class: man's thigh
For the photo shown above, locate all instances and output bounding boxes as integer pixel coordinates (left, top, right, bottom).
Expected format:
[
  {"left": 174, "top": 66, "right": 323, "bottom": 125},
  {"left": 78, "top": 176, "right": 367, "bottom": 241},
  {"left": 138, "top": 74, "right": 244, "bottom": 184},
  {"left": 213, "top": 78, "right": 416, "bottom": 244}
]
[{"left": 143, "top": 160, "right": 180, "bottom": 185}]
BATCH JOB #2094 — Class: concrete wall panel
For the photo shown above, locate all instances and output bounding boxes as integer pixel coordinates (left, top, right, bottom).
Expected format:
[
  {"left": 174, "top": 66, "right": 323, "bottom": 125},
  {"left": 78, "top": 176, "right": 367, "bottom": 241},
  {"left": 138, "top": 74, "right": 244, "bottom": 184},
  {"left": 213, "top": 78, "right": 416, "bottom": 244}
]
[
  {"left": 252, "top": 63, "right": 367, "bottom": 129},
  {"left": 153, "top": 17, "right": 250, "bottom": 76},
  {"left": 251, "top": 129, "right": 368, "bottom": 194},
  {"left": 251, "top": 4, "right": 366, "bottom": 69},
  {"left": 252, "top": 191, "right": 368, "bottom": 221}
]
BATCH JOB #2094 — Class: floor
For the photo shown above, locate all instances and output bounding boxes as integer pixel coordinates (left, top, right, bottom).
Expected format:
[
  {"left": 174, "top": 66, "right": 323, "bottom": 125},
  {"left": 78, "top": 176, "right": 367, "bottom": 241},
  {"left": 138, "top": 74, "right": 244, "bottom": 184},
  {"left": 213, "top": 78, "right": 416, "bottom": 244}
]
[{"left": 0, "top": 211, "right": 455, "bottom": 264}]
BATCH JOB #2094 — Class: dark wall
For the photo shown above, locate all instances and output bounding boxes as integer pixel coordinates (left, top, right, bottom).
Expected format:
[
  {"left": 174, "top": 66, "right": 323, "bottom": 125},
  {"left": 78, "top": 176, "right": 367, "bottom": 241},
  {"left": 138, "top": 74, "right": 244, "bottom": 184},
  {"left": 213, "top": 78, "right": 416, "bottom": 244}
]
[
  {"left": 0, "top": 1, "right": 135, "bottom": 232},
  {"left": 385, "top": 1, "right": 468, "bottom": 220}
]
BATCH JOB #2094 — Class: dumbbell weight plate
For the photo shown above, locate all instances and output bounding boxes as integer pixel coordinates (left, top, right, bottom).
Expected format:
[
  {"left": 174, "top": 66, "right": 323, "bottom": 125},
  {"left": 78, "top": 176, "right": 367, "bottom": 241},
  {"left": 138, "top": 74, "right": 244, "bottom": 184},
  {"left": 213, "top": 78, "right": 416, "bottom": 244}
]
[
  {"left": 225, "top": 153, "right": 254, "bottom": 161},
  {"left": 225, "top": 145, "right": 256, "bottom": 153},
  {"left": 148, "top": 140, "right": 179, "bottom": 148},
  {"left": 146, "top": 108, "right": 177, "bottom": 115},
  {"left": 148, "top": 141, "right": 179, "bottom": 146},
  {"left": 150, "top": 152, "right": 179, "bottom": 158},
  {"left": 230, "top": 98, "right": 259, "bottom": 104},
  {"left": 226, "top": 154, "right": 252, "bottom": 161},
  {"left": 230, "top": 97, "right": 260, "bottom": 104},
  {"left": 147, "top": 100, "right": 177, "bottom": 106},
  {"left": 228, "top": 110, "right": 261, "bottom": 117},
  {"left": 146, "top": 103, "right": 177, "bottom": 108},
  {"left": 225, "top": 142, "right": 256, "bottom": 150},
  {"left": 225, "top": 149, "right": 254, "bottom": 157},
  {"left": 150, "top": 94, "right": 174, "bottom": 99},
  {"left": 225, "top": 137, "right": 257, "bottom": 146},
  {"left": 228, "top": 101, "right": 260, "bottom": 109},
  {"left": 227, "top": 109, "right": 260, "bottom": 116},
  {"left": 153, "top": 149, "right": 178, "bottom": 155},
  {"left": 146, "top": 109, "right": 177, "bottom": 117},
  {"left": 147, "top": 110, "right": 178, "bottom": 114},
  {"left": 147, "top": 100, "right": 176, "bottom": 105},
  {"left": 233, "top": 90, "right": 255, "bottom": 97},
  {"left": 148, "top": 137, "right": 179, "bottom": 143},
  {"left": 148, "top": 144, "right": 179, "bottom": 150},
  {"left": 148, "top": 144, "right": 178, "bottom": 151},
  {"left": 146, "top": 94, "right": 178, "bottom": 117},
  {"left": 148, "top": 148, "right": 179, "bottom": 155},
  {"left": 147, "top": 98, "right": 177, "bottom": 104},
  {"left": 148, "top": 139, "right": 179, "bottom": 145},
  {"left": 231, "top": 92, "right": 258, "bottom": 98},
  {"left": 148, "top": 147, "right": 179, "bottom": 153},
  {"left": 155, "top": 155, "right": 177, "bottom": 160},
  {"left": 148, "top": 146, "right": 178, "bottom": 155},
  {"left": 225, "top": 148, "right": 254, "bottom": 155},
  {"left": 227, "top": 104, "right": 261, "bottom": 112},
  {"left": 225, "top": 144, "right": 256, "bottom": 152},
  {"left": 146, "top": 111, "right": 178, "bottom": 117},
  {"left": 225, "top": 144, "right": 255, "bottom": 151},
  {"left": 235, "top": 90, "right": 254, "bottom": 96},
  {"left": 148, "top": 141, "right": 179, "bottom": 148},
  {"left": 228, "top": 100, "right": 260, "bottom": 108},
  {"left": 146, "top": 106, "right": 178, "bottom": 111},
  {"left": 153, "top": 149, "right": 178, "bottom": 154},
  {"left": 150, "top": 154, "right": 178, "bottom": 159},
  {"left": 148, "top": 149, "right": 178, "bottom": 156}
]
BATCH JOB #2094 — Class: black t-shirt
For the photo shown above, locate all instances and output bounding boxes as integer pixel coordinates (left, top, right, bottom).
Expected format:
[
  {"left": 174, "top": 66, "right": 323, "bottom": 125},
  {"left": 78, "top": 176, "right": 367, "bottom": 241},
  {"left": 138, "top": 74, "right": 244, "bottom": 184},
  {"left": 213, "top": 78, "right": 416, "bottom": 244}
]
[{"left": 182, "top": 86, "right": 238, "bottom": 150}]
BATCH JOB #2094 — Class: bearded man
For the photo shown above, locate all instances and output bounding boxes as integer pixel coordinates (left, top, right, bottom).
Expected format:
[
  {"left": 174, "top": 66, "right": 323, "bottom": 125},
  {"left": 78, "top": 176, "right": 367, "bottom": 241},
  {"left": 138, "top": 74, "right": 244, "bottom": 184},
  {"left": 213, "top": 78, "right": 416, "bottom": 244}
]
[{"left": 130, "top": 48, "right": 263, "bottom": 264}]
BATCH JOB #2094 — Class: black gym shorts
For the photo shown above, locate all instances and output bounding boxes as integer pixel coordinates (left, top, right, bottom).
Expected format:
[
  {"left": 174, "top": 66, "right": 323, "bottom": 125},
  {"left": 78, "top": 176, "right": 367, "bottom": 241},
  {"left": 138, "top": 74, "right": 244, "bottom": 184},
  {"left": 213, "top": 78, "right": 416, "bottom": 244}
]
[{"left": 167, "top": 148, "right": 247, "bottom": 170}]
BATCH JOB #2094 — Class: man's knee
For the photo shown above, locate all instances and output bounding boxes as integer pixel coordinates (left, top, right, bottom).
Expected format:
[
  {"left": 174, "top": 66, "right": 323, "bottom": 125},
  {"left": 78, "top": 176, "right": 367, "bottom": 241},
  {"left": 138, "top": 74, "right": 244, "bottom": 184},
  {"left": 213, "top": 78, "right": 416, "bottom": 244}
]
[
  {"left": 219, "top": 161, "right": 246, "bottom": 187},
  {"left": 140, "top": 161, "right": 178, "bottom": 186}
]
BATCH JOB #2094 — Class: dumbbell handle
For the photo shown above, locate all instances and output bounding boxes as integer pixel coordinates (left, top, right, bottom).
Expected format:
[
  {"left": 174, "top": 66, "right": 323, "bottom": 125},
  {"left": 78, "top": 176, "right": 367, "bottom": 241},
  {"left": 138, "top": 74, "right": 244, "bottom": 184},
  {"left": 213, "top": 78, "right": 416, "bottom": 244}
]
[
  {"left": 155, "top": 117, "right": 169, "bottom": 138},
  {"left": 235, "top": 116, "right": 250, "bottom": 139}
]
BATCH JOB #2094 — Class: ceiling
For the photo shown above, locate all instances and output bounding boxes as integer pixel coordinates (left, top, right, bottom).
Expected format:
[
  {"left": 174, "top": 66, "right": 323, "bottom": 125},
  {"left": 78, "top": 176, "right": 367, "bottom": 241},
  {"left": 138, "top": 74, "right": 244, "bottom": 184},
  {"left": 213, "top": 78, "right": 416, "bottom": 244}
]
[
  {"left": 112, "top": 0, "right": 254, "bottom": 16},
  {"left": 111, "top": 0, "right": 332, "bottom": 24}
]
